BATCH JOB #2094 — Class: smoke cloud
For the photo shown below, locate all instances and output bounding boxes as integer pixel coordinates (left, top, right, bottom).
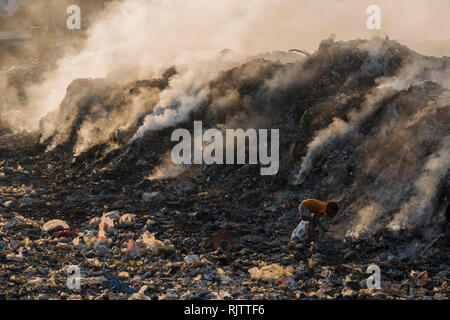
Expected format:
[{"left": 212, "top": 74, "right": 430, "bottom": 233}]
[
  {"left": 1, "top": 0, "right": 449, "bottom": 236},
  {"left": 295, "top": 38, "right": 450, "bottom": 184},
  {"left": 2, "top": 0, "right": 450, "bottom": 134},
  {"left": 346, "top": 202, "right": 385, "bottom": 238},
  {"left": 389, "top": 136, "right": 450, "bottom": 231}
]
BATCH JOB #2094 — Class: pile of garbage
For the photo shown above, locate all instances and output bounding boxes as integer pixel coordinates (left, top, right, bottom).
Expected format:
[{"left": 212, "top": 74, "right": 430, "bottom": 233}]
[
  {"left": 0, "top": 208, "right": 448, "bottom": 300},
  {"left": 0, "top": 37, "right": 449, "bottom": 300}
]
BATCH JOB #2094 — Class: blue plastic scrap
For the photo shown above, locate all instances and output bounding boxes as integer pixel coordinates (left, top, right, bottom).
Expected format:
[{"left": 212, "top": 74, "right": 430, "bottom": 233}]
[
  {"left": 105, "top": 274, "right": 138, "bottom": 294},
  {"left": 392, "top": 269, "right": 404, "bottom": 276}
]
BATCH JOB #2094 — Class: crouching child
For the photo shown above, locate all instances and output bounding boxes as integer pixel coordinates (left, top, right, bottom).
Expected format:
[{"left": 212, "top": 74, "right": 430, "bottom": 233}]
[{"left": 291, "top": 199, "right": 339, "bottom": 242}]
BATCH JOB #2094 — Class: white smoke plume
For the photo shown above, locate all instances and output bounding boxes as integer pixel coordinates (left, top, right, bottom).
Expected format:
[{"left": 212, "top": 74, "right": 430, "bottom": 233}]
[
  {"left": 346, "top": 202, "right": 385, "bottom": 238},
  {"left": 147, "top": 151, "right": 188, "bottom": 180},
  {"left": 129, "top": 50, "right": 245, "bottom": 142},
  {"left": 294, "top": 41, "right": 450, "bottom": 185},
  {"left": 295, "top": 84, "right": 397, "bottom": 184},
  {"left": 2, "top": 0, "right": 449, "bottom": 135},
  {"left": 388, "top": 136, "right": 450, "bottom": 231}
]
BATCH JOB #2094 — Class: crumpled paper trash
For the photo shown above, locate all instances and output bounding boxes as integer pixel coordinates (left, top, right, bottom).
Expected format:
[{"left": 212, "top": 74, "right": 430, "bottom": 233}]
[
  {"left": 248, "top": 264, "right": 294, "bottom": 280},
  {"left": 140, "top": 231, "right": 174, "bottom": 255},
  {"left": 119, "top": 213, "right": 136, "bottom": 227}
]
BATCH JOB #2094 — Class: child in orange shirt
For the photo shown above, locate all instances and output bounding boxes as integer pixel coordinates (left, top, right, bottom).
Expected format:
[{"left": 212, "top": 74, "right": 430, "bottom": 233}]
[{"left": 291, "top": 199, "right": 339, "bottom": 242}]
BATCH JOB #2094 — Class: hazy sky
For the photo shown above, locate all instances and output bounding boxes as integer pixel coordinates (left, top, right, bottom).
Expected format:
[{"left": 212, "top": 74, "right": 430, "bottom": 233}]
[
  {"left": 9, "top": 0, "right": 448, "bottom": 132},
  {"left": 296, "top": 0, "right": 450, "bottom": 42},
  {"left": 220, "top": 0, "right": 450, "bottom": 54}
]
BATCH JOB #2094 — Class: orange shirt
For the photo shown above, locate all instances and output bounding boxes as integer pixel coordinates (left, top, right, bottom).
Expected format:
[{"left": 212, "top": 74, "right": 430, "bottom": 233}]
[{"left": 302, "top": 199, "right": 327, "bottom": 214}]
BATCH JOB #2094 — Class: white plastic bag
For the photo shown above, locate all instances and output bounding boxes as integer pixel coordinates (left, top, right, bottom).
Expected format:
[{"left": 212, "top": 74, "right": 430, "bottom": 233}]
[{"left": 290, "top": 220, "right": 309, "bottom": 242}]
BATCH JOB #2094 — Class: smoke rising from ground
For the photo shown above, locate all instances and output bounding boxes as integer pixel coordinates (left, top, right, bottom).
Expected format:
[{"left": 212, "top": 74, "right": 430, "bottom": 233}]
[
  {"left": 2, "top": 0, "right": 450, "bottom": 134},
  {"left": 389, "top": 136, "right": 450, "bottom": 231},
  {"left": 346, "top": 203, "right": 385, "bottom": 238},
  {"left": 130, "top": 50, "right": 245, "bottom": 142},
  {"left": 296, "top": 39, "right": 450, "bottom": 184},
  {"left": 1, "top": 0, "right": 449, "bottom": 237},
  {"left": 147, "top": 151, "right": 188, "bottom": 180}
]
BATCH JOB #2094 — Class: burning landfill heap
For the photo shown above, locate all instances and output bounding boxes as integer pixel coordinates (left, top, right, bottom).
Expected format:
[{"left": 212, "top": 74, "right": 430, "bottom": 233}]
[{"left": 0, "top": 36, "right": 449, "bottom": 300}]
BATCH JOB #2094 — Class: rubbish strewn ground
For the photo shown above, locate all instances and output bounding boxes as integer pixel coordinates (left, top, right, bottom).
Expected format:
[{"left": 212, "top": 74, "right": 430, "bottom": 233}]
[{"left": 0, "top": 37, "right": 449, "bottom": 300}]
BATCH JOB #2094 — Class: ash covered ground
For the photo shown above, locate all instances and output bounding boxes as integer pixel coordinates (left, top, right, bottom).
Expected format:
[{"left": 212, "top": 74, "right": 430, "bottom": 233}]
[{"left": 0, "top": 37, "right": 449, "bottom": 300}]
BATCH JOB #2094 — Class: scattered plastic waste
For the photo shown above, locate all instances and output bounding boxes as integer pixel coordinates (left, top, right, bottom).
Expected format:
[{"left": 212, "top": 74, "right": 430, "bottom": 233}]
[
  {"left": 219, "top": 275, "right": 233, "bottom": 284},
  {"left": 203, "top": 273, "right": 214, "bottom": 281},
  {"left": 142, "top": 192, "right": 162, "bottom": 203},
  {"left": 119, "top": 214, "right": 136, "bottom": 227},
  {"left": 27, "top": 277, "right": 44, "bottom": 286},
  {"left": 83, "top": 233, "right": 97, "bottom": 248},
  {"left": 42, "top": 219, "right": 70, "bottom": 233},
  {"left": 140, "top": 231, "right": 174, "bottom": 255},
  {"left": 127, "top": 239, "right": 140, "bottom": 257},
  {"left": 128, "top": 285, "right": 151, "bottom": 300},
  {"left": 104, "top": 211, "right": 120, "bottom": 220},
  {"left": 88, "top": 217, "right": 101, "bottom": 227},
  {"left": 410, "top": 271, "right": 429, "bottom": 286},
  {"left": 99, "top": 216, "right": 114, "bottom": 239},
  {"left": 19, "top": 197, "right": 33, "bottom": 206},
  {"left": 184, "top": 254, "right": 200, "bottom": 263},
  {"left": 248, "top": 264, "right": 294, "bottom": 280},
  {"left": 0, "top": 37, "right": 448, "bottom": 301},
  {"left": 72, "top": 237, "right": 82, "bottom": 246},
  {"left": 93, "top": 238, "right": 111, "bottom": 255},
  {"left": 105, "top": 274, "right": 138, "bottom": 294},
  {"left": 320, "top": 268, "right": 332, "bottom": 279},
  {"left": 6, "top": 248, "right": 24, "bottom": 262},
  {"left": 276, "top": 277, "right": 295, "bottom": 287}
]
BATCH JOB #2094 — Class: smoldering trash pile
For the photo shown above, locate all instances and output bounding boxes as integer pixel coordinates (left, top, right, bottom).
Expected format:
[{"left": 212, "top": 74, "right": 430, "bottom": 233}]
[{"left": 0, "top": 38, "right": 449, "bottom": 300}]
